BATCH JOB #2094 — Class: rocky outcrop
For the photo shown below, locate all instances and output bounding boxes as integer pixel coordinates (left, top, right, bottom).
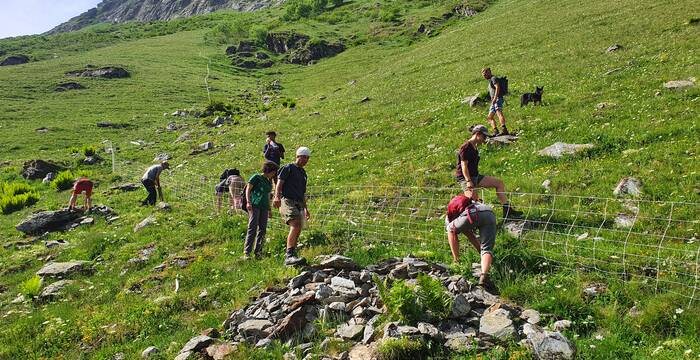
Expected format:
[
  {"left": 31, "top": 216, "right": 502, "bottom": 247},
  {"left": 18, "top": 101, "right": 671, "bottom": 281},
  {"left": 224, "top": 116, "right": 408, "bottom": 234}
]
[
  {"left": 1, "top": 55, "right": 30, "bottom": 66},
  {"left": 55, "top": 82, "right": 85, "bottom": 92},
  {"left": 49, "top": 0, "right": 286, "bottom": 34},
  {"left": 36, "top": 261, "right": 89, "bottom": 278},
  {"left": 228, "top": 32, "right": 345, "bottom": 68},
  {"left": 16, "top": 206, "right": 114, "bottom": 235},
  {"left": 66, "top": 67, "right": 129, "bottom": 79},
  {"left": 288, "top": 40, "right": 345, "bottom": 65},
  {"left": 21, "top": 160, "right": 62, "bottom": 180}
]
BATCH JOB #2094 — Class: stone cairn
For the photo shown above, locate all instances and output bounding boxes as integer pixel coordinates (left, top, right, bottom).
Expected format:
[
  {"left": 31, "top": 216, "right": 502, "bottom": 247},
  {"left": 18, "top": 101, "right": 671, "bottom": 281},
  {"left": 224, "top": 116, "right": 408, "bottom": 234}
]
[{"left": 175, "top": 255, "right": 574, "bottom": 360}]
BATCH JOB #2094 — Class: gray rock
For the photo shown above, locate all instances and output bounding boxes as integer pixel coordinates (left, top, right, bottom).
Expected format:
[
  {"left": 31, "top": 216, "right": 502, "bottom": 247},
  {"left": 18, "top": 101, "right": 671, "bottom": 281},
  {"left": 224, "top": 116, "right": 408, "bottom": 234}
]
[
  {"left": 538, "top": 142, "right": 594, "bottom": 158},
  {"left": 444, "top": 335, "right": 474, "bottom": 352},
  {"left": 1, "top": 55, "right": 29, "bottom": 66},
  {"left": 42, "top": 172, "right": 56, "bottom": 184},
  {"left": 451, "top": 294, "right": 471, "bottom": 318},
  {"left": 418, "top": 322, "right": 443, "bottom": 340},
  {"left": 289, "top": 271, "right": 312, "bottom": 289},
  {"left": 153, "top": 153, "right": 171, "bottom": 161},
  {"left": 330, "top": 276, "right": 356, "bottom": 289},
  {"left": 21, "top": 160, "right": 62, "bottom": 180},
  {"left": 200, "top": 141, "right": 214, "bottom": 150},
  {"left": 16, "top": 209, "right": 82, "bottom": 235},
  {"left": 479, "top": 308, "right": 515, "bottom": 339},
  {"left": 318, "top": 255, "right": 360, "bottom": 271},
  {"left": 504, "top": 221, "right": 528, "bottom": 238},
  {"left": 256, "top": 338, "right": 272, "bottom": 348},
  {"left": 337, "top": 323, "right": 364, "bottom": 340},
  {"left": 663, "top": 79, "right": 694, "bottom": 90},
  {"left": 134, "top": 215, "right": 156, "bottom": 232},
  {"left": 45, "top": 239, "right": 68, "bottom": 248},
  {"left": 521, "top": 309, "right": 541, "bottom": 325},
  {"left": 156, "top": 202, "right": 171, "bottom": 211},
  {"left": 36, "top": 261, "right": 88, "bottom": 278},
  {"left": 552, "top": 320, "right": 572, "bottom": 332},
  {"left": 315, "top": 283, "right": 333, "bottom": 300},
  {"left": 348, "top": 343, "right": 378, "bottom": 360},
  {"left": 83, "top": 156, "right": 98, "bottom": 165},
  {"left": 397, "top": 325, "right": 421, "bottom": 337},
  {"left": 38, "top": 279, "right": 74, "bottom": 300},
  {"left": 328, "top": 302, "right": 346, "bottom": 312},
  {"left": 615, "top": 213, "right": 635, "bottom": 228},
  {"left": 212, "top": 117, "right": 225, "bottom": 126},
  {"left": 175, "top": 131, "right": 192, "bottom": 143},
  {"left": 613, "top": 177, "right": 641, "bottom": 197},
  {"left": 541, "top": 179, "right": 551, "bottom": 191},
  {"left": 462, "top": 94, "right": 484, "bottom": 107},
  {"left": 526, "top": 327, "right": 576, "bottom": 360},
  {"left": 174, "top": 351, "right": 192, "bottom": 360},
  {"left": 141, "top": 346, "right": 159, "bottom": 358},
  {"left": 179, "top": 335, "right": 214, "bottom": 354},
  {"left": 239, "top": 319, "right": 273, "bottom": 338},
  {"left": 66, "top": 67, "right": 129, "bottom": 79},
  {"left": 486, "top": 134, "right": 519, "bottom": 146},
  {"left": 606, "top": 44, "right": 622, "bottom": 52}
]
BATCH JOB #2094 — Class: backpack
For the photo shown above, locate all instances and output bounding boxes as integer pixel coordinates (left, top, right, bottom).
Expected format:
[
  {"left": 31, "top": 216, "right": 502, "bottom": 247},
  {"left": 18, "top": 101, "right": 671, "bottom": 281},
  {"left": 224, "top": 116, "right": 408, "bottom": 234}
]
[
  {"left": 240, "top": 186, "right": 248, "bottom": 211},
  {"left": 447, "top": 195, "right": 479, "bottom": 224},
  {"left": 495, "top": 76, "right": 509, "bottom": 97}
]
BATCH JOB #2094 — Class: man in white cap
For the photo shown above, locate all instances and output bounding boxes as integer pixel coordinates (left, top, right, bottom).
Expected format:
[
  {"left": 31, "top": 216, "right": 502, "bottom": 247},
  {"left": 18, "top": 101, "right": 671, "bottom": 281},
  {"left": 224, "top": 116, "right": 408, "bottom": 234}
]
[{"left": 273, "top": 146, "right": 311, "bottom": 266}]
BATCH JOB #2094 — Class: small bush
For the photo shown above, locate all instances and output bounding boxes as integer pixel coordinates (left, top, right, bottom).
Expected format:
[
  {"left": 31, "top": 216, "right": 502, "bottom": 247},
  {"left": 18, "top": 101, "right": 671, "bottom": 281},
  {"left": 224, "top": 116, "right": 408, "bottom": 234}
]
[
  {"left": 377, "top": 337, "right": 428, "bottom": 360},
  {"left": 20, "top": 275, "right": 43, "bottom": 298},
  {"left": 375, "top": 276, "right": 421, "bottom": 324},
  {"left": 51, "top": 170, "right": 77, "bottom": 191},
  {"left": 281, "top": 98, "right": 297, "bottom": 109},
  {"left": 81, "top": 145, "right": 96, "bottom": 157},
  {"left": 251, "top": 26, "right": 269, "bottom": 45},
  {"left": 0, "top": 182, "right": 40, "bottom": 214},
  {"left": 416, "top": 274, "right": 453, "bottom": 320}
]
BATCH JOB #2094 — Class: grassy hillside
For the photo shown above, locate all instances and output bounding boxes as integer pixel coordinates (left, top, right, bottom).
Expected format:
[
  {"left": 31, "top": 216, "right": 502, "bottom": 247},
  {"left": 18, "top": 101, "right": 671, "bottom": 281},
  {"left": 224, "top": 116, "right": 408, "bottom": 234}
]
[{"left": 0, "top": 0, "right": 699, "bottom": 358}]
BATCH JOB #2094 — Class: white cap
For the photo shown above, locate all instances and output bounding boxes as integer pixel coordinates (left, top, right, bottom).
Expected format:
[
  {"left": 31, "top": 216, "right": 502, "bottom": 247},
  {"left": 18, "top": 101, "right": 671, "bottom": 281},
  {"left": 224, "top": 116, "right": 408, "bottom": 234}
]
[{"left": 296, "top": 147, "right": 311, "bottom": 157}]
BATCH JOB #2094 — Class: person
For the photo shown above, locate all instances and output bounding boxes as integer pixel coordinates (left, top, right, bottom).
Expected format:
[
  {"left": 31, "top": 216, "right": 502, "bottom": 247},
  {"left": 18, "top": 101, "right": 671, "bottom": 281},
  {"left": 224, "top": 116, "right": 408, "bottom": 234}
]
[
  {"left": 445, "top": 192, "right": 498, "bottom": 292},
  {"left": 141, "top": 161, "right": 168, "bottom": 206},
  {"left": 263, "top": 131, "right": 285, "bottom": 166},
  {"left": 68, "top": 178, "right": 93, "bottom": 211},
  {"left": 243, "top": 161, "right": 279, "bottom": 259},
  {"left": 215, "top": 169, "right": 244, "bottom": 212},
  {"left": 482, "top": 67, "right": 510, "bottom": 136},
  {"left": 273, "top": 147, "right": 311, "bottom": 266},
  {"left": 456, "top": 125, "right": 523, "bottom": 218}
]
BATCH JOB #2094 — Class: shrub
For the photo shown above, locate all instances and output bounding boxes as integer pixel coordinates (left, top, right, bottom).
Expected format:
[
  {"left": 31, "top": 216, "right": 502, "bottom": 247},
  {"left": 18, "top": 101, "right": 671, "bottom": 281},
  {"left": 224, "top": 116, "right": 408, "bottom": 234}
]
[
  {"left": 251, "top": 26, "right": 269, "bottom": 45},
  {"left": 284, "top": 0, "right": 314, "bottom": 20},
  {"left": 416, "top": 274, "right": 453, "bottom": 320},
  {"left": 311, "top": 0, "right": 328, "bottom": 14},
  {"left": 0, "top": 182, "right": 40, "bottom": 214},
  {"left": 51, "top": 170, "right": 77, "bottom": 191},
  {"left": 204, "top": 19, "right": 249, "bottom": 45},
  {"left": 20, "top": 275, "right": 43, "bottom": 298},
  {"left": 377, "top": 337, "right": 428, "bottom": 360},
  {"left": 81, "top": 145, "right": 96, "bottom": 157},
  {"left": 375, "top": 274, "right": 454, "bottom": 324},
  {"left": 281, "top": 98, "right": 297, "bottom": 109}
]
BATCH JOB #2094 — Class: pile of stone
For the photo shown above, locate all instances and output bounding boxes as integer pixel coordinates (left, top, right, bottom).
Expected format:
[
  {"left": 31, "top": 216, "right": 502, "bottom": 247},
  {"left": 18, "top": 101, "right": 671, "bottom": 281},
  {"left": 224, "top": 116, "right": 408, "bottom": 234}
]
[{"left": 175, "top": 255, "right": 574, "bottom": 360}]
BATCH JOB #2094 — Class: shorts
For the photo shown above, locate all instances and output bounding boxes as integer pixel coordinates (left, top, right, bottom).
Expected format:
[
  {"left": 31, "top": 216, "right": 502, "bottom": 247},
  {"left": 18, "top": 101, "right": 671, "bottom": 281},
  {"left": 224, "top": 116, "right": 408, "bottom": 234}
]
[
  {"left": 72, "top": 180, "right": 93, "bottom": 197},
  {"left": 445, "top": 210, "right": 496, "bottom": 256},
  {"left": 488, "top": 97, "right": 504, "bottom": 113},
  {"left": 280, "top": 198, "right": 305, "bottom": 225},
  {"left": 458, "top": 175, "right": 485, "bottom": 192}
]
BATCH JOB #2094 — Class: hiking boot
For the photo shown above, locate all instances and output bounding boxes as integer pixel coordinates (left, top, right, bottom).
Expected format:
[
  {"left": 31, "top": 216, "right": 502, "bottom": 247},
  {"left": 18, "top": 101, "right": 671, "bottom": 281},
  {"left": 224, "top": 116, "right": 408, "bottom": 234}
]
[
  {"left": 254, "top": 252, "right": 263, "bottom": 260},
  {"left": 284, "top": 254, "right": 307, "bottom": 267},
  {"left": 500, "top": 126, "right": 510, "bottom": 136},
  {"left": 491, "top": 129, "right": 501, "bottom": 137},
  {"left": 479, "top": 274, "right": 499, "bottom": 295},
  {"left": 242, "top": 254, "right": 251, "bottom": 260},
  {"left": 503, "top": 204, "right": 524, "bottom": 219}
]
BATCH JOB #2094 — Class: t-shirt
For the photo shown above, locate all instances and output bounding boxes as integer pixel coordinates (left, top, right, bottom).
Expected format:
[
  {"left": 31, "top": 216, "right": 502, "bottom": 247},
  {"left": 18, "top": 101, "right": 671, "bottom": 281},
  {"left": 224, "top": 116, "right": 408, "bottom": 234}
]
[
  {"left": 263, "top": 142, "right": 285, "bottom": 165},
  {"left": 278, "top": 163, "right": 307, "bottom": 201},
  {"left": 455, "top": 142, "right": 480, "bottom": 181},
  {"left": 487, "top": 76, "right": 500, "bottom": 99},
  {"left": 247, "top": 174, "right": 272, "bottom": 210},
  {"left": 228, "top": 175, "right": 245, "bottom": 194},
  {"left": 142, "top": 165, "right": 163, "bottom": 181}
]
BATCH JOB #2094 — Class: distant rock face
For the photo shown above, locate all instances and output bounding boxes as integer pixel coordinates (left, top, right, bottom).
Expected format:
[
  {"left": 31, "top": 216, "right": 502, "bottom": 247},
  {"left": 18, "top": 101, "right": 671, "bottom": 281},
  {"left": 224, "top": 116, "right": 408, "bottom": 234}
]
[
  {"left": 49, "top": 0, "right": 286, "bottom": 34},
  {"left": 1, "top": 55, "right": 30, "bottom": 66},
  {"left": 66, "top": 67, "right": 129, "bottom": 79}
]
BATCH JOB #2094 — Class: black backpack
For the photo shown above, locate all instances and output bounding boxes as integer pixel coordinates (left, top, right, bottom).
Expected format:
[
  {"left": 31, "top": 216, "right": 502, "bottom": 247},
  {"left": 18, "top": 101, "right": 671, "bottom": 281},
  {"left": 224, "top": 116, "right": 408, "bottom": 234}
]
[{"left": 495, "top": 76, "right": 509, "bottom": 97}]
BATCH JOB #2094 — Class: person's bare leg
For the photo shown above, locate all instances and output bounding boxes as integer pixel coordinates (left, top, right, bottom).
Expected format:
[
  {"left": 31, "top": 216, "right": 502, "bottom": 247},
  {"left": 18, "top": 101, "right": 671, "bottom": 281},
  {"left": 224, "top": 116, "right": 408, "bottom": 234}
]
[
  {"left": 481, "top": 252, "right": 493, "bottom": 276},
  {"left": 69, "top": 193, "right": 78, "bottom": 209},
  {"left": 447, "top": 231, "right": 460, "bottom": 262},
  {"left": 85, "top": 196, "right": 92, "bottom": 210},
  {"left": 496, "top": 109, "right": 507, "bottom": 128},
  {"left": 287, "top": 218, "right": 302, "bottom": 249},
  {"left": 487, "top": 111, "right": 498, "bottom": 131},
  {"left": 477, "top": 176, "right": 508, "bottom": 205}
]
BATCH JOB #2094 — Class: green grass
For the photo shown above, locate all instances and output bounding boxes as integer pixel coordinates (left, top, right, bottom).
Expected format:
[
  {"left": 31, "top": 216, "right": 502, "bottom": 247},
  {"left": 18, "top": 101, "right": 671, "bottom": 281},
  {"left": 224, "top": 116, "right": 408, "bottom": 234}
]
[{"left": 0, "top": 0, "right": 698, "bottom": 358}]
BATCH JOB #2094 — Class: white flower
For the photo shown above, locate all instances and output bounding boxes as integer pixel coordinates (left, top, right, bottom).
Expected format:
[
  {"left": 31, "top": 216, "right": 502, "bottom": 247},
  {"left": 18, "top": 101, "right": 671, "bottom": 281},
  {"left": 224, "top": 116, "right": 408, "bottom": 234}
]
[
  {"left": 595, "top": 335, "right": 604, "bottom": 341},
  {"left": 676, "top": 308, "right": 684, "bottom": 315}
]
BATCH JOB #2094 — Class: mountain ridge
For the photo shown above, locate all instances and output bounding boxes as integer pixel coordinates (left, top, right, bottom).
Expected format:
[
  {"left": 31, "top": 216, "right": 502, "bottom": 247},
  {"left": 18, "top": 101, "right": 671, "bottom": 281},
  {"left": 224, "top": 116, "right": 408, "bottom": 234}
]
[{"left": 48, "top": 0, "right": 285, "bottom": 34}]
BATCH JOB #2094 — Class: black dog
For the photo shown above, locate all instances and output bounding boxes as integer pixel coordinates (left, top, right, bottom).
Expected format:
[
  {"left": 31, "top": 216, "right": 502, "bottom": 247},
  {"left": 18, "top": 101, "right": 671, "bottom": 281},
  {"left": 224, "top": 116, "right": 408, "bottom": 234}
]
[{"left": 521, "top": 86, "right": 544, "bottom": 106}]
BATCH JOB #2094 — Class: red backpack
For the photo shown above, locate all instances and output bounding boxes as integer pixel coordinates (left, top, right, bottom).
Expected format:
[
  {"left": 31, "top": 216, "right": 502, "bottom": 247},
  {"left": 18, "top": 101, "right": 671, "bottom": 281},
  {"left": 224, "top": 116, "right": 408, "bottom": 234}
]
[{"left": 447, "top": 195, "right": 471, "bottom": 221}]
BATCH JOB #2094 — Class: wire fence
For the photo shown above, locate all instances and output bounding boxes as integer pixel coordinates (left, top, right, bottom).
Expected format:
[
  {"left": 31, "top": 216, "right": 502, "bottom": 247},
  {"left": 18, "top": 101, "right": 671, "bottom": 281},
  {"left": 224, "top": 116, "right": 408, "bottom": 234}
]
[{"left": 109, "top": 154, "right": 700, "bottom": 305}]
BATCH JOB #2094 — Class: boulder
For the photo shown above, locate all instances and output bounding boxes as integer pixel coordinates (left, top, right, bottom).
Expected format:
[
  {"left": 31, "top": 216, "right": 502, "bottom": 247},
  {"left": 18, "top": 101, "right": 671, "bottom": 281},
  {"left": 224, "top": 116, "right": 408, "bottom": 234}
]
[
  {"left": 141, "top": 346, "right": 159, "bottom": 358},
  {"left": 613, "top": 177, "right": 641, "bottom": 197},
  {"left": 663, "top": 79, "right": 694, "bottom": 90},
  {"left": 1, "top": 55, "right": 29, "bottom": 66},
  {"left": 21, "top": 160, "right": 62, "bottom": 180},
  {"left": 65, "top": 67, "right": 129, "bottom": 79},
  {"left": 521, "top": 309, "right": 541, "bottom": 325},
  {"left": 270, "top": 307, "right": 308, "bottom": 340},
  {"left": 179, "top": 335, "right": 214, "bottom": 355},
  {"left": 331, "top": 276, "right": 356, "bottom": 289},
  {"left": 16, "top": 209, "right": 82, "bottom": 235},
  {"left": 265, "top": 32, "right": 310, "bottom": 54},
  {"left": 54, "top": 82, "right": 85, "bottom": 92},
  {"left": 205, "top": 343, "right": 236, "bottom": 360},
  {"left": 289, "top": 271, "right": 312, "bottom": 289},
  {"left": 134, "top": 215, "right": 157, "bottom": 232},
  {"left": 318, "top": 255, "right": 360, "bottom": 271},
  {"left": 337, "top": 323, "right": 364, "bottom": 340},
  {"left": 479, "top": 308, "right": 515, "bottom": 340},
  {"left": 525, "top": 326, "right": 575, "bottom": 360},
  {"left": 462, "top": 94, "right": 484, "bottom": 107},
  {"left": 451, "top": 294, "right": 471, "bottom": 318},
  {"left": 238, "top": 319, "right": 273, "bottom": 338},
  {"left": 288, "top": 41, "right": 345, "bottom": 65},
  {"left": 417, "top": 322, "right": 443, "bottom": 340},
  {"left": 38, "top": 279, "right": 74, "bottom": 300},
  {"left": 36, "top": 261, "right": 89, "bottom": 278},
  {"left": 538, "top": 142, "right": 594, "bottom": 158}
]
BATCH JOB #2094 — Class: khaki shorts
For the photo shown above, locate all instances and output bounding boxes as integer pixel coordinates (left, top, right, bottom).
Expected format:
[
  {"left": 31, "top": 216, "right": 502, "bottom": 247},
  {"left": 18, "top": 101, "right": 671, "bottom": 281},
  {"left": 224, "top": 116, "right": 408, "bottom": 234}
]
[{"left": 280, "top": 198, "right": 305, "bottom": 226}]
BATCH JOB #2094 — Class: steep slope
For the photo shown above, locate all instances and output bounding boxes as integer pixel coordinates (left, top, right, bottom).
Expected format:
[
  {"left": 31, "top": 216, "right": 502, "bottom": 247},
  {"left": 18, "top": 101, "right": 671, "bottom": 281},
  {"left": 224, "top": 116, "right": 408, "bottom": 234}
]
[
  {"left": 49, "top": 0, "right": 285, "bottom": 34},
  {"left": 0, "top": 0, "right": 699, "bottom": 358}
]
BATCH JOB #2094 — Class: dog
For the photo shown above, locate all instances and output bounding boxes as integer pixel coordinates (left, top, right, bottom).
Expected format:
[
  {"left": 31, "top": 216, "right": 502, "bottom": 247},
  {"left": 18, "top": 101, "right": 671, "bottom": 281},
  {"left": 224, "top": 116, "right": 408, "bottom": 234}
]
[{"left": 520, "top": 86, "right": 544, "bottom": 106}]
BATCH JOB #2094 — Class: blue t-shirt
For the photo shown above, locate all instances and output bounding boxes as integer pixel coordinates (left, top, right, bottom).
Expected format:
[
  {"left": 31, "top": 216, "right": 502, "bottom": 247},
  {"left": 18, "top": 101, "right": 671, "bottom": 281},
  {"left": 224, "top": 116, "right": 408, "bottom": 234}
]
[
  {"left": 278, "top": 163, "right": 307, "bottom": 201},
  {"left": 263, "top": 142, "right": 285, "bottom": 165}
]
